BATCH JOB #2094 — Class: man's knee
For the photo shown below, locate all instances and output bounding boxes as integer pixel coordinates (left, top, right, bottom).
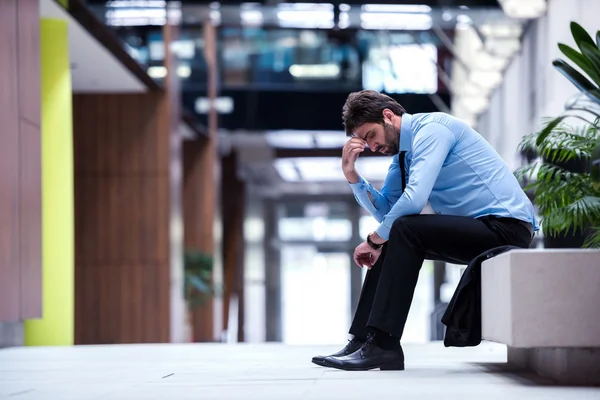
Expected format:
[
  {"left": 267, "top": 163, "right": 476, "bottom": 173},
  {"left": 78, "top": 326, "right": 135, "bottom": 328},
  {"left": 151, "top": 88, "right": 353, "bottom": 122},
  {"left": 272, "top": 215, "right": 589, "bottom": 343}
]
[{"left": 390, "top": 215, "right": 419, "bottom": 235}]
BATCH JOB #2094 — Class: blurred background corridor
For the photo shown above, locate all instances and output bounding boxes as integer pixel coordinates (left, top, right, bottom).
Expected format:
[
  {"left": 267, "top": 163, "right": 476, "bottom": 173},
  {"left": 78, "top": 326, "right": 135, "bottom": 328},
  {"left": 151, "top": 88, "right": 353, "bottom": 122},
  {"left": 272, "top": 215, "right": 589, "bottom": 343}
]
[{"left": 1, "top": 0, "right": 600, "bottom": 397}]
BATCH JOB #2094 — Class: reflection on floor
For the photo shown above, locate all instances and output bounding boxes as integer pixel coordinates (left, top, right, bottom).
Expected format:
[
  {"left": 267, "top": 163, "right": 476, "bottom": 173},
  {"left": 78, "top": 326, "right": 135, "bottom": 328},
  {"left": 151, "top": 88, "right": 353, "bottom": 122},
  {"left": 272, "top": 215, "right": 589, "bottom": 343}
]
[{"left": 2, "top": 341, "right": 599, "bottom": 400}]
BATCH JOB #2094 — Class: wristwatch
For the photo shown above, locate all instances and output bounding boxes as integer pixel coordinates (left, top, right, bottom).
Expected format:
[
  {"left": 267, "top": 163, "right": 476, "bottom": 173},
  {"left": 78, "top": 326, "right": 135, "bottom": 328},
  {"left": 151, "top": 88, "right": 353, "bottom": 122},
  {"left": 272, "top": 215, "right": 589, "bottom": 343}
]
[{"left": 366, "top": 232, "right": 383, "bottom": 250}]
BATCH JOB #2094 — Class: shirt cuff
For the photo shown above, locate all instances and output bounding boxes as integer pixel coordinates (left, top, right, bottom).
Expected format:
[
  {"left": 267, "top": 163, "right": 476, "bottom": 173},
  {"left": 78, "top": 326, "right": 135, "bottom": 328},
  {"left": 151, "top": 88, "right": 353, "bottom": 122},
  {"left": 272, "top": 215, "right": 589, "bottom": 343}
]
[
  {"left": 375, "top": 223, "right": 391, "bottom": 241},
  {"left": 348, "top": 175, "right": 368, "bottom": 191}
]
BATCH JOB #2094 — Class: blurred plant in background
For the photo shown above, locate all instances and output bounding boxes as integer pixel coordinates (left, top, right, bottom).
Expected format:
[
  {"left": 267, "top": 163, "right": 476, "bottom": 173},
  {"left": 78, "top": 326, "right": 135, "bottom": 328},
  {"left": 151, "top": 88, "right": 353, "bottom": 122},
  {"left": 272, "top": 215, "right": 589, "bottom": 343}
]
[{"left": 184, "top": 250, "right": 220, "bottom": 310}]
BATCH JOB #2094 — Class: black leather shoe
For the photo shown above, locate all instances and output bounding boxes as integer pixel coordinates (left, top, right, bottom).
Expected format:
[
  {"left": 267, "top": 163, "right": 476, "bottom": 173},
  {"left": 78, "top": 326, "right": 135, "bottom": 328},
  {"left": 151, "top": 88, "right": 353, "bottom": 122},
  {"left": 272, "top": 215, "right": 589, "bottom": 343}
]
[
  {"left": 322, "top": 334, "right": 405, "bottom": 371},
  {"left": 311, "top": 337, "right": 365, "bottom": 367}
]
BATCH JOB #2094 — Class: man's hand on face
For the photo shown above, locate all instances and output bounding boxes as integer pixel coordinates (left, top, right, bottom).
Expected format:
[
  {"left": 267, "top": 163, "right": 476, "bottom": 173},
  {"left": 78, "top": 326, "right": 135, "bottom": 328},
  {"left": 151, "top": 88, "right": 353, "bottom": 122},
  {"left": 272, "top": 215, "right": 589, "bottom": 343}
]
[
  {"left": 342, "top": 138, "right": 366, "bottom": 183},
  {"left": 353, "top": 241, "right": 382, "bottom": 270}
]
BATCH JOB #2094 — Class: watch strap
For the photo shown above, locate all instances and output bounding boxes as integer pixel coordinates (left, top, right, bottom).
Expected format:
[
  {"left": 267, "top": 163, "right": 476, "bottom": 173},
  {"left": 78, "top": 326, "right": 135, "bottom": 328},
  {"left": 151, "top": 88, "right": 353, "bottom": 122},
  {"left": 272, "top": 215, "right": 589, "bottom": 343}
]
[{"left": 367, "top": 232, "right": 383, "bottom": 250}]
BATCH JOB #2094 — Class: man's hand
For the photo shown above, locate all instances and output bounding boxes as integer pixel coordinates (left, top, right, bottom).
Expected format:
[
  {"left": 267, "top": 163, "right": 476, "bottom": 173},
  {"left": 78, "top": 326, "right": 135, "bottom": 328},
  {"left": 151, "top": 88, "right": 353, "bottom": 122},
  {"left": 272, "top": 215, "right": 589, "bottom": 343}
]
[
  {"left": 342, "top": 138, "right": 366, "bottom": 183},
  {"left": 353, "top": 241, "right": 382, "bottom": 270}
]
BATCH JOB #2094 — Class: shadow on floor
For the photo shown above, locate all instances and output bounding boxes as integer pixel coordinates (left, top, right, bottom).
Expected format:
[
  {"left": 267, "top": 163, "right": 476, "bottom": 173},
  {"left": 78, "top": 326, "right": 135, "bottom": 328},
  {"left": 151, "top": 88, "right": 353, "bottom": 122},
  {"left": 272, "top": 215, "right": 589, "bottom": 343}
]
[{"left": 470, "top": 362, "right": 600, "bottom": 388}]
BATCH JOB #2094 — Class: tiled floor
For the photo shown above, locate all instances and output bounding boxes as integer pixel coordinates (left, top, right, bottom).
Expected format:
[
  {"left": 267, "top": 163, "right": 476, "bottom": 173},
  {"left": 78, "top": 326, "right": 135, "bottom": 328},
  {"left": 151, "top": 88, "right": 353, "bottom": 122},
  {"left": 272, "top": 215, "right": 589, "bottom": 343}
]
[{"left": 1, "top": 342, "right": 599, "bottom": 400}]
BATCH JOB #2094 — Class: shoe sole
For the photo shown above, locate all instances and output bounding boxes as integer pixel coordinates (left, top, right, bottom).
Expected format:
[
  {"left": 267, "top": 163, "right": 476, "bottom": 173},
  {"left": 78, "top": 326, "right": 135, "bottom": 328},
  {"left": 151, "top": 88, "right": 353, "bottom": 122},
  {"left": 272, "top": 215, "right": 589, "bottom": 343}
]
[
  {"left": 311, "top": 359, "right": 328, "bottom": 367},
  {"left": 321, "top": 359, "right": 405, "bottom": 371}
]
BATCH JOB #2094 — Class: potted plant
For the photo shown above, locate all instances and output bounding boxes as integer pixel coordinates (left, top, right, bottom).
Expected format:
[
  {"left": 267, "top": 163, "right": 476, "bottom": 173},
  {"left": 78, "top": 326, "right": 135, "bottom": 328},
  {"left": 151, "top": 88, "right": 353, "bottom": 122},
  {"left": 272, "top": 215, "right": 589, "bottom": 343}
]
[
  {"left": 517, "top": 118, "right": 600, "bottom": 248},
  {"left": 516, "top": 21, "right": 600, "bottom": 248},
  {"left": 183, "top": 250, "right": 219, "bottom": 340}
]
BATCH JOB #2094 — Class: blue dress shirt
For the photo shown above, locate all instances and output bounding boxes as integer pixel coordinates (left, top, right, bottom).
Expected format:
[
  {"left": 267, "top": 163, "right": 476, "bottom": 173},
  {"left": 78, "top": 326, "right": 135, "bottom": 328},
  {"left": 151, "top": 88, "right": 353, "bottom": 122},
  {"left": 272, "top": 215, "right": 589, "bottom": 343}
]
[{"left": 350, "top": 112, "right": 538, "bottom": 240}]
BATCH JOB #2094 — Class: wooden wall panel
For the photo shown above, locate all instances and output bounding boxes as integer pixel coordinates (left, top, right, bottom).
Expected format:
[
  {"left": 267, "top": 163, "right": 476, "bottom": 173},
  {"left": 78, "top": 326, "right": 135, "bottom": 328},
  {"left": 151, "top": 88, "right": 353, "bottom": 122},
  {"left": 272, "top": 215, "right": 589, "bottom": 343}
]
[
  {"left": 73, "top": 93, "right": 171, "bottom": 344},
  {"left": 184, "top": 140, "right": 216, "bottom": 342},
  {"left": 0, "top": 0, "right": 42, "bottom": 322}
]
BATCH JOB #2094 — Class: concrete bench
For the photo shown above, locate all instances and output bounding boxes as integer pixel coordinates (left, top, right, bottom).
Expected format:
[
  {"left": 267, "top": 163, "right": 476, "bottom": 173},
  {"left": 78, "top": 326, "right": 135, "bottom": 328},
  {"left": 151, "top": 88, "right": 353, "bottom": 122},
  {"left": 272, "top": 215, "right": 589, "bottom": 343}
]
[{"left": 481, "top": 249, "right": 600, "bottom": 385}]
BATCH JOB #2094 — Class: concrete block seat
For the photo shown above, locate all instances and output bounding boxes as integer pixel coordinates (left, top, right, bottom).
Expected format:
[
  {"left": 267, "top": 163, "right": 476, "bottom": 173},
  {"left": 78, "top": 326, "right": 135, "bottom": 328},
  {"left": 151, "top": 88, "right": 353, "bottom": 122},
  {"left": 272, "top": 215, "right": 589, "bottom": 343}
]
[{"left": 481, "top": 249, "right": 600, "bottom": 385}]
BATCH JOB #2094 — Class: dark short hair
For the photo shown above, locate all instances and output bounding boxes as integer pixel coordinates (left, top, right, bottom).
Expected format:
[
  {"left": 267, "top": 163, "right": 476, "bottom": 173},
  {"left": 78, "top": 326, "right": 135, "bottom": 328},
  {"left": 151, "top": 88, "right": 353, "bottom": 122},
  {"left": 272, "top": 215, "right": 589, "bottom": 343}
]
[{"left": 342, "top": 90, "right": 406, "bottom": 137}]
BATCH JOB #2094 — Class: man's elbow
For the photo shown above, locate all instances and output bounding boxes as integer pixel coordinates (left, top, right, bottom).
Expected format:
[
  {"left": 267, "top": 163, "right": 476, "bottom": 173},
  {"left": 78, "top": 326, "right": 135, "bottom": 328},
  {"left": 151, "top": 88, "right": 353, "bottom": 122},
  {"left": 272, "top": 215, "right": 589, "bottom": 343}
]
[{"left": 405, "top": 192, "right": 428, "bottom": 215}]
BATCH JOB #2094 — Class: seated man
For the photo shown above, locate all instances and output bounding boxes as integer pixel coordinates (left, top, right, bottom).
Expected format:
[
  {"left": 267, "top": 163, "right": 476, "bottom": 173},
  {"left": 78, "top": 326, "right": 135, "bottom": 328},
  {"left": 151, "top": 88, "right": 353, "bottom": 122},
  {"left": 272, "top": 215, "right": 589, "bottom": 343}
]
[{"left": 312, "top": 90, "right": 537, "bottom": 371}]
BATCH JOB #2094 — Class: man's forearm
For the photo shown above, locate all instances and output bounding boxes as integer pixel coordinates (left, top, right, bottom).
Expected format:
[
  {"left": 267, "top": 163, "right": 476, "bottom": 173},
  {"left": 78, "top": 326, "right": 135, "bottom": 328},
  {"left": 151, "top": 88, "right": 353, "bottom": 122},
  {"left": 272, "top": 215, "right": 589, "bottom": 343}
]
[
  {"left": 344, "top": 168, "right": 360, "bottom": 184},
  {"left": 345, "top": 169, "right": 377, "bottom": 206},
  {"left": 349, "top": 176, "right": 391, "bottom": 223}
]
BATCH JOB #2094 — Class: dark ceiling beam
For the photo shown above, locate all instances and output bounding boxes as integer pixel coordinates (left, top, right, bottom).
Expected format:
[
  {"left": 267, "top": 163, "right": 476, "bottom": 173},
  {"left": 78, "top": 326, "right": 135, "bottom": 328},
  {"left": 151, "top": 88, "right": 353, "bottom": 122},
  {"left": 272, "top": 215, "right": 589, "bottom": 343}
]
[
  {"left": 182, "top": 108, "right": 209, "bottom": 140},
  {"left": 275, "top": 148, "right": 386, "bottom": 158},
  {"left": 59, "top": 0, "right": 161, "bottom": 91}
]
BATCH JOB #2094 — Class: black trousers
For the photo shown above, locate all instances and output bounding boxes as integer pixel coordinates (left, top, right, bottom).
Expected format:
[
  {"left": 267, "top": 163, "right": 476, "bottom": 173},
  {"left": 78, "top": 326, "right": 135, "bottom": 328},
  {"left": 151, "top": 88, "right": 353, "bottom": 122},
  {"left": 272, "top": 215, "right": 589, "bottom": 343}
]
[{"left": 349, "top": 214, "right": 534, "bottom": 339}]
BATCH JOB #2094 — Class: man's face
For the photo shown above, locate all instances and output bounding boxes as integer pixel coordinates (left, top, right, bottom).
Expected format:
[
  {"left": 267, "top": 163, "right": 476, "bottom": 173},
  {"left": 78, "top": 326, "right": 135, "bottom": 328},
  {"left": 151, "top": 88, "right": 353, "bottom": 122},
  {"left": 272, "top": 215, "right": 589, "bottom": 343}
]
[{"left": 353, "top": 120, "right": 399, "bottom": 156}]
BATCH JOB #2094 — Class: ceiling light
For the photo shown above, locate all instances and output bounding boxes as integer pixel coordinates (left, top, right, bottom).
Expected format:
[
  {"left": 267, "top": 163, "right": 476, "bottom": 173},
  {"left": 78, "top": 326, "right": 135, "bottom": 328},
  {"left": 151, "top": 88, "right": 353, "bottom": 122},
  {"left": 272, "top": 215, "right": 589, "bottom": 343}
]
[
  {"left": 457, "top": 95, "right": 490, "bottom": 115},
  {"left": 485, "top": 38, "right": 521, "bottom": 58},
  {"left": 456, "top": 14, "right": 472, "bottom": 24},
  {"left": 273, "top": 159, "right": 301, "bottom": 182},
  {"left": 106, "top": 0, "right": 166, "bottom": 7},
  {"left": 471, "top": 51, "right": 509, "bottom": 71},
  {"left": 265, "top": 131, "right": 314, "bottom": 148},
  {"left": 195, "top": 96, "right": 234, "bottom": 114},
  {"left": 497, "top": 0, "right": 546, "bottom": 18},
  {"left": 480, "top": 23, "right": 523, "bottom": 38},
  {"left": 177, "top": 65, "right": 191, "bottom": 78},
  {"left": 277, "top": 10, "right": 334, "bottom": 29},
  {"left": 470, "top": 70, "right": 503, "bottom": 89},
  {"left": 289, "top": 64, "right": 340, "bottom": 79},
  {"left": 360, "top": 12, "right": 432, "bottom": 30},
  {"left": 241, "top": 10, "right": 263, "bottom": 26},
  {"left": 456, "top": 81, "right": 492, "bottom": 97},
  {"left": 147, "top": 66, "right": 167, "bottom": 78},
  {"left": 209, "top": 10, "right": 221, "bottom": 24},
  {"left": 361, "top": 4, "right": 431, "bottom": 13},
  {"left": 338, "top": 12, "right": 349, "bottom": 29}
]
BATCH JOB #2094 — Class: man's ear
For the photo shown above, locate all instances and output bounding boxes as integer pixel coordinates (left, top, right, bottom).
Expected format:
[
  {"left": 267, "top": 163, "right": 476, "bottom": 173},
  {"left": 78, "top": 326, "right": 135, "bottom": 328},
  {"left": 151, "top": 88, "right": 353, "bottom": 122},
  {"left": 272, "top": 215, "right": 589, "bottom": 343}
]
[{"left": 382, "top": 108, "right": 394, "bottom": 123}]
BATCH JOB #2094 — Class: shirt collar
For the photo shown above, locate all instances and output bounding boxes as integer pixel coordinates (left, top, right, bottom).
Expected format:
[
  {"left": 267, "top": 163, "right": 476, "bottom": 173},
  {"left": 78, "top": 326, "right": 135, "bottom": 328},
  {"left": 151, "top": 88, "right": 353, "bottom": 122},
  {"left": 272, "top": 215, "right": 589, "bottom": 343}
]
[{"left": 399, "top": 113, "right": 413, "bottom": 153}]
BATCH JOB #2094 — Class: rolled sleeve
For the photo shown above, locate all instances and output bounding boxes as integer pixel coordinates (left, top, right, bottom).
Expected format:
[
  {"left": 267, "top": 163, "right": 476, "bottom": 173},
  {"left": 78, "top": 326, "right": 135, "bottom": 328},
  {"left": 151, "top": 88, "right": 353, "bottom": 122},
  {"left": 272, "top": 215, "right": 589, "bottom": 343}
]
[{"left": 350, "top": 175, "right": 386, "bottom": 222}]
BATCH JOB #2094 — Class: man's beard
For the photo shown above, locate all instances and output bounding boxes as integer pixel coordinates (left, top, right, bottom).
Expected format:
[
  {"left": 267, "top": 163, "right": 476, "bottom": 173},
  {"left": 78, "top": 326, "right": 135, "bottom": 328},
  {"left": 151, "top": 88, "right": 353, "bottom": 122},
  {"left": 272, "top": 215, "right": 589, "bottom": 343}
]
[{"left": 379, "top": 122, "right": 399, "bottom": 155}]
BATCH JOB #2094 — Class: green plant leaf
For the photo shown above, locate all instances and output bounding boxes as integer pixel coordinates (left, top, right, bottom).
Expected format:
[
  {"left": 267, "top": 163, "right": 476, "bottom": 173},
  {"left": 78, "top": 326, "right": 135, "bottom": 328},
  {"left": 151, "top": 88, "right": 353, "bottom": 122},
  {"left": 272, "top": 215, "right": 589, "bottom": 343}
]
[
  {"left": 187, "top": 274, "right": 212, "bottom": 294},
  {"left": 580, "top": 42, "right": 600, "bottom": 78},
  {"left": 583, "top": 228, "right": 600, "bottom": 248},
  {"left": 542, "top": 196, "right": 600, "bottom": 237},
  {"left": 558, "top": 43, "right": 600, "bottom": 86},
  {"left": 596, "top": 30, "right": 600, "bottom": 50},
  {"left": 553, "top": 59, "right": 600, "bottom": 103},
  {"left": 536, "top": 115, "right": 568, "bottom": 146},
  {"left": 591, "top": 142, "right": 600, "bottom": 182},
  {"left": 571, "top": 21, "right": 596, "bottom": 54}
]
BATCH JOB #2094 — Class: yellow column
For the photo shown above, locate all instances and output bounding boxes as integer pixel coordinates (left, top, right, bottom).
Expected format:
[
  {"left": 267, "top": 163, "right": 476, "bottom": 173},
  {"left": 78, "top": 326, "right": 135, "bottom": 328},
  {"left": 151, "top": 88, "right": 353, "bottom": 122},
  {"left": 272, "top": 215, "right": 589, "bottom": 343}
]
[{"left": 24, "top": 19, "right": 74, "bottom": 346}]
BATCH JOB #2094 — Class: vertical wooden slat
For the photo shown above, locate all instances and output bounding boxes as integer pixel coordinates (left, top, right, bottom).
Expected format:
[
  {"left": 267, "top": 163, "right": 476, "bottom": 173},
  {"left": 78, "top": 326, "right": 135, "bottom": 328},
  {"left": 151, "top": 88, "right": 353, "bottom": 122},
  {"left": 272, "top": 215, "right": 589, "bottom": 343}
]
[
  {"left": 221, "top": 151, "right": 246, "bottom": 342},
  {"left": 16, "top": 0, "right": 41, "bottom": 320},
  {"left": 18, "top": 120, "right": 42, "bottom": 318},
  {"left": 0, "top": 0, "right": 22, "bottom": 322},
  {"left": 17, "top": 0, "right": 40, "bottom": 127}
]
